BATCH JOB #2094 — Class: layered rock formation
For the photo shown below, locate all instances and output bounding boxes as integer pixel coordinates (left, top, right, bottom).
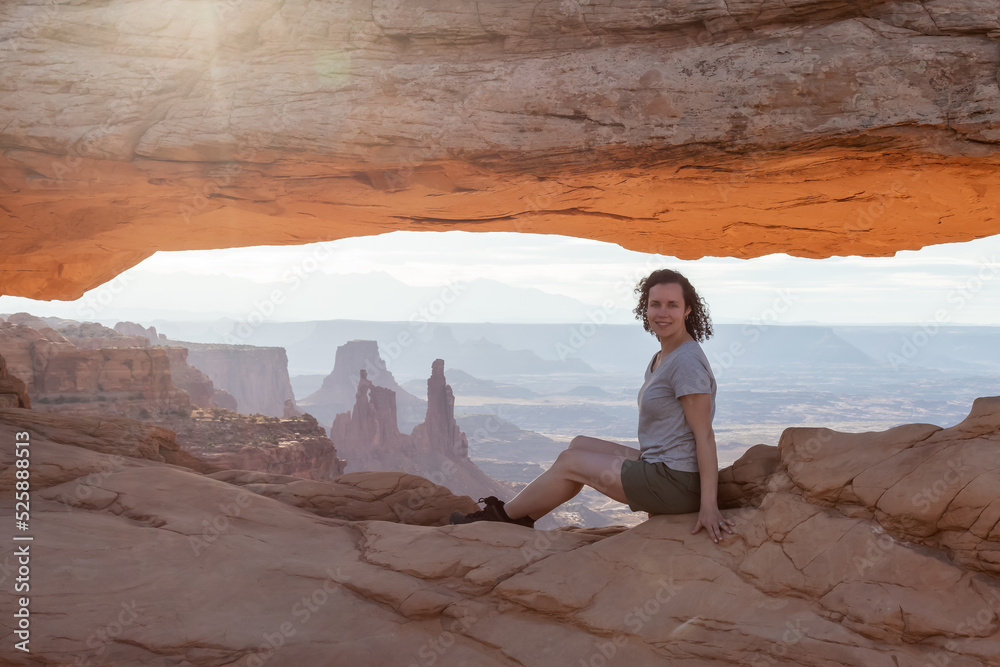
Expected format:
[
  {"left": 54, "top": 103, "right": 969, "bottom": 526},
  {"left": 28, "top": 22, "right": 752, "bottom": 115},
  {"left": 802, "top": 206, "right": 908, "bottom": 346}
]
[
  {"left": 165, "top": 410, "right": 346, "bottom": 481},
  {"left": 114, "top": 321, "right": 168, "bottom": 346},
  {"left": 299, "top": 339, "right": 425, "bottom": 432},
  {"left": 57, "top": 321, "right": 151, "bottom": 349},
  {"left": 0, "top": 321, "right": 192, "bottom": 414},
  {"left": 162, "top": 346, "right": 238, "bottom": 411},
  {"left": 3, "top": 313, "right": 62, "bottom": 330},
  {"left": 0, "top": 320, "right": 249, "bottom": 418},
  {"left": 180, "top": 342, "right": 297, "bottom": 418},
  {"left": 331, "top": 360, "right": 510, "bottom": 500},
  {"left": 0, "top": 350, "right": 30, "bottom": 408},
  {"left": 2, "top": 1, "right": 999, "bottom": 299},
  {"left": 2, "top": 393, "right": 998, "bottom": 665}
]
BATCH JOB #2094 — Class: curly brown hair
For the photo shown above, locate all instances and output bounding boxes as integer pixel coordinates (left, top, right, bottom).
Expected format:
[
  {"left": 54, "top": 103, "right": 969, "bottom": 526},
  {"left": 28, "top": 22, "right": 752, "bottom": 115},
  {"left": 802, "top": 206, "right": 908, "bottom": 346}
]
[{"left": 633, "top": 269, "right": 713, "bottom": 342}]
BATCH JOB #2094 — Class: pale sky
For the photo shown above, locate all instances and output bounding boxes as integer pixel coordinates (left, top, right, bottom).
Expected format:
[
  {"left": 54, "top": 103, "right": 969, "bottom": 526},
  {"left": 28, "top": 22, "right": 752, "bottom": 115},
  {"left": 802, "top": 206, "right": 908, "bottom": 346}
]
[{"left": 2, "top": 231, "right": 1000, "bottom": 327}]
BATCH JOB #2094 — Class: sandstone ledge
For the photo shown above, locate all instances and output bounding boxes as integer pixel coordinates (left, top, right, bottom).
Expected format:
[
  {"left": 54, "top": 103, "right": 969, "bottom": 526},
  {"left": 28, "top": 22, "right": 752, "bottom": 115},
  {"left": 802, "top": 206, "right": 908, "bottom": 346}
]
[
  {"left": 2, "top": 1, "right": 999, "bottom": 298},
  {"left": 1, "top": 395, "right": 999, "bottom": 665}
]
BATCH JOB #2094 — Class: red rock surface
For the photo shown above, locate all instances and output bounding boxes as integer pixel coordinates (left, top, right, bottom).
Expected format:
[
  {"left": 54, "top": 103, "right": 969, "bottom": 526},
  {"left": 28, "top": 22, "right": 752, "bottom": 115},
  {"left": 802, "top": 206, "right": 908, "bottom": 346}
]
[
  {"left": 0, "top": 407, "right": 217, "bottom": 480},
  {"left": 0, "top": 321, "right": 191, "bottom": 413},
  {"left": 165, "top": 409, "right": 346, "bottom": 481},
  {"left": 0, "top": 321, "right": 234, "bottom": 416},
  {"left": 209, "top": 469, "right": 478, "bottom": 526},
  {"left": 1, "top": 2, "right": 998, "bottom": 299},
  {"left": 1, "top": 396, "right": 998, "bottom": 665}
]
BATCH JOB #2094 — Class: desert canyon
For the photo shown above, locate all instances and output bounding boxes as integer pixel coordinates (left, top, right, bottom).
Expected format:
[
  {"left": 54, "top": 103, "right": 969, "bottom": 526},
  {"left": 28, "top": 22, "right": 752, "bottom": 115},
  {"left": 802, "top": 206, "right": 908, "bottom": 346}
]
[{"left": 1, "top": 0, "right": 1000, "bottom": 665}]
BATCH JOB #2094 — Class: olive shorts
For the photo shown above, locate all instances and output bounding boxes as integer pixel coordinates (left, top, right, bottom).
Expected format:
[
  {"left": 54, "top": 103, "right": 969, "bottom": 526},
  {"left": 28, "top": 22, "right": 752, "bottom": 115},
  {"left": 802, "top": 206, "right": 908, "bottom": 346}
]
[{"left": 620, "top": 458, "right": 701, "bottom": 515}]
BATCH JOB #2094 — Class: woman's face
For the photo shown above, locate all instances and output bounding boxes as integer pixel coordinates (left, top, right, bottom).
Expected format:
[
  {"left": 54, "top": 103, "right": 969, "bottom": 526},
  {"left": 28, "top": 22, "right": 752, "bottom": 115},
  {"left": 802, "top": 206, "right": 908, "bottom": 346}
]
[{"left": 646, "top": 282, "right": 691, "bottom": 339}]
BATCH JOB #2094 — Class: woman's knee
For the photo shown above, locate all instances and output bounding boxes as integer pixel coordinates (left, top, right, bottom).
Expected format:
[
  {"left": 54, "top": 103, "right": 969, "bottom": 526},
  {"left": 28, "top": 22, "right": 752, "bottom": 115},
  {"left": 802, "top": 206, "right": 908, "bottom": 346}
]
[
  {"left": 554, "top": 448, "right": 577, "bottom": 468},
  {"left": 553, "top": 448, "right": 595, "bottom": 477},
  {"left": 568, "top": 435, "right": 589, "bottom": 450},
  {"left": 554, "top": 448, "right": 617, "bottom": 481}
]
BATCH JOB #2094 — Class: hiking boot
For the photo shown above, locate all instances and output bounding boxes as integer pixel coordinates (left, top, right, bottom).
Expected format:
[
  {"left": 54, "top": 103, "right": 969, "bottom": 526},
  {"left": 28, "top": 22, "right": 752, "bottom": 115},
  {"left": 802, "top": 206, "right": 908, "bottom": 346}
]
[{"left": 449, "top": 496, "right": 535, "bottom": 528}]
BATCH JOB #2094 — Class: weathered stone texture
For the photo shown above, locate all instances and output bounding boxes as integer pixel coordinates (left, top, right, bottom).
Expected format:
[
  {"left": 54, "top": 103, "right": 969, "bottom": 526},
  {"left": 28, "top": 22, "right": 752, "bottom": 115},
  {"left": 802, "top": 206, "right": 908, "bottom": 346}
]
[
  {"left": 1, "top": 0, "right": 998, "bottom": 298},
  {"left": 1, "top": 396, "right": 999, "bottom": 665}
]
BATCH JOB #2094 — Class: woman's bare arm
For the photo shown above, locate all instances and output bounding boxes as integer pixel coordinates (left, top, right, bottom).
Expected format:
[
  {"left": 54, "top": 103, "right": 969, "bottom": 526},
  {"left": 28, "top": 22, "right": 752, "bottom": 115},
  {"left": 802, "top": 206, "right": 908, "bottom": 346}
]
[{"left": 679, "top": 393, "right": 735, "bottom": 543}]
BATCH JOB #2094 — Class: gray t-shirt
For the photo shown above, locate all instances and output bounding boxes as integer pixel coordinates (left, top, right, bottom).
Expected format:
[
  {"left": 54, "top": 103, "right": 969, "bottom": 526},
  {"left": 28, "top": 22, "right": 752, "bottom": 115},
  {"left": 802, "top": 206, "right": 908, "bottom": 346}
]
[{"left": 636, "top": 340, "right": 717, "bottom": 473}]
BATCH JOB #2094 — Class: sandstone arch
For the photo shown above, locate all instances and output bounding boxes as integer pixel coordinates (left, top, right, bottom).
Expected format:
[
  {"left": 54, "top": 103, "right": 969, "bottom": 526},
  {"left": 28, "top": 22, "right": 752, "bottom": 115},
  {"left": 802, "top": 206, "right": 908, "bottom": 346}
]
[{"left": 1, "top": 0, "right": 998, "bottom": 300}]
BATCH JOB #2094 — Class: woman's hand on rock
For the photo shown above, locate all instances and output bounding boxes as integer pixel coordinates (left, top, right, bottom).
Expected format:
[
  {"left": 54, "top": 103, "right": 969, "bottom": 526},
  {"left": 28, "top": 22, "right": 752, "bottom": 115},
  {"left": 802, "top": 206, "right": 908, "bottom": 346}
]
[{"left": 692, "top": 505, "right": 735, "bottom": 544}]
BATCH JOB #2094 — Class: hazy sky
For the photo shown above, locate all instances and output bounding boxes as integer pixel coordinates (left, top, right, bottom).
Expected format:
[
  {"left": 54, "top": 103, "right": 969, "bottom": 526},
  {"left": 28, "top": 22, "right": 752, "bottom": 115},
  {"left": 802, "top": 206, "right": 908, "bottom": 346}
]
[{"left": 2, "top": 230, "right": 999, "bottom": 327}]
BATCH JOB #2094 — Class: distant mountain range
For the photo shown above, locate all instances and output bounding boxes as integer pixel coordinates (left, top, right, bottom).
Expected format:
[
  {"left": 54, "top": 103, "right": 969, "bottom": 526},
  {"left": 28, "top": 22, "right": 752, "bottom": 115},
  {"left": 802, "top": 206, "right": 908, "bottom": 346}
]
[
  {"left": 401, "top": 368, "right": 540, "bottom": 400},
  {"left": 2, "top": 271, "right": 616, "bottom": 325},
  {"left": 146, "top": 318, "right": 1000, "bottom": 381}
]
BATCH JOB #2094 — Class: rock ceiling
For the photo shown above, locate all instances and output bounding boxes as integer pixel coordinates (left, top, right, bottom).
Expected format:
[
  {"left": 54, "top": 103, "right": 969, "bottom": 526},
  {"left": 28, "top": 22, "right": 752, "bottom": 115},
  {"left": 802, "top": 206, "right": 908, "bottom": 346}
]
[{"left": 1, "top": 0, "right": 998, "bottom": 299}]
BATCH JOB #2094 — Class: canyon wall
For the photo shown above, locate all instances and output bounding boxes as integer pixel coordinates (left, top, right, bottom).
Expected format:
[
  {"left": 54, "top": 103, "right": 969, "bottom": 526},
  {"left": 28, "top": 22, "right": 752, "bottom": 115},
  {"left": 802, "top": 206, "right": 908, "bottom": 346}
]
[
  {"left": 167, "top": 411, "right": 345, "bottom": 480},
  {"left": 1, "top": 1, "right": 998, "bottom": 299},
  {"left": 0, "top": 350, "right": 30, "bottom": 409},
  {"left": 182, "top": 343, "right": 297, "bottom": 418},
  {"left": 162, "top": 346, "right": 238, "bottom": 412},
  {"left": 0, "top": 320, "right": 253, "bottom": 416},
  {"left": 0, "top": 340, "right": 342, "bottom": 479},
  {"left": 0, "top": 321, "right": 190, "bottom": 413}
]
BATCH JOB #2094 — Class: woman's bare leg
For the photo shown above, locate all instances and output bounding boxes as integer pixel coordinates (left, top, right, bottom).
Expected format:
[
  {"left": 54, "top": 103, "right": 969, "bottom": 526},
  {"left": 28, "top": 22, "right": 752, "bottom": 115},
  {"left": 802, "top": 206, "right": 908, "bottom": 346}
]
[
  {"left": 503, "top": 435, "right": 640, "bottom": 521},
  {"left": 567, "top": 435, "right": 640, "bottom": 459}
]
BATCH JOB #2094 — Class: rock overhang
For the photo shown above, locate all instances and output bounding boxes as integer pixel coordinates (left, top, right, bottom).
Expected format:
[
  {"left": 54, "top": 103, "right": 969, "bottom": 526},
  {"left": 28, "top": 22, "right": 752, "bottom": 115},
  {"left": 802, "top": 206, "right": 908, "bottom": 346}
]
[{"left": 1, "top": 0, "right": 998, "bottom": 300}]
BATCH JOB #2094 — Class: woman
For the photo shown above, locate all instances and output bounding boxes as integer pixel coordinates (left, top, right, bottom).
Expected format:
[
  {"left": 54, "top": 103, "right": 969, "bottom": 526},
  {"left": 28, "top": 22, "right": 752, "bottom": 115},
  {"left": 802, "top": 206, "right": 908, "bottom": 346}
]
[{"left": 451, "top": 269, "right": 735, "bottom": 543}]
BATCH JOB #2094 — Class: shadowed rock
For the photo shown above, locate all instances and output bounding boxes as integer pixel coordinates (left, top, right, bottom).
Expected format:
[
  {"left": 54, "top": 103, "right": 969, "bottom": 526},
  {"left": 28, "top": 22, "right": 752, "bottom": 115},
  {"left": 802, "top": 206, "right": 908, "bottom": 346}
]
[
  {"left": 2, "top": 1, "right": 998, "bottom": 298},
  {"left": 0, "top": 351, "right": 30, "bottom": 409}
]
